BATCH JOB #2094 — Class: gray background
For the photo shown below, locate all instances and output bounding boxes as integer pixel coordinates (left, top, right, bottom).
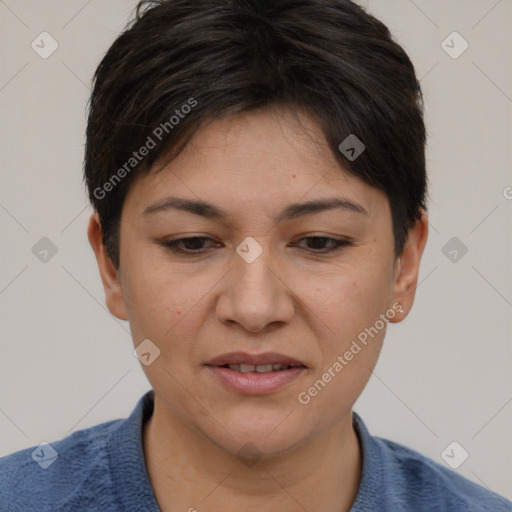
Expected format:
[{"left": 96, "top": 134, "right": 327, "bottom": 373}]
[{"left": 1, "top": 0, "right": 511, "bottom": 500}]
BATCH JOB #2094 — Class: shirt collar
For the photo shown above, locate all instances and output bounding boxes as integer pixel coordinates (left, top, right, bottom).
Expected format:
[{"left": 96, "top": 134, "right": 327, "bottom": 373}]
[{"left": 107, "top": 390, "right": 161, "bottom": 511}]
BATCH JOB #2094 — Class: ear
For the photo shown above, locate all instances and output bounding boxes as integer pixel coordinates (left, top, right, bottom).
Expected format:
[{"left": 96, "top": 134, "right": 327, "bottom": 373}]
[
  {"left": 87, "top": 212, "right": 128, "bottom": 321},
  {"left": 389, "top": 210, "right": 429, "bottom": 323}
]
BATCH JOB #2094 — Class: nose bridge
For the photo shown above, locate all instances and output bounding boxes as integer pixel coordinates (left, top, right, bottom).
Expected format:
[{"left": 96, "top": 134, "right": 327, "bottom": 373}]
[
  {"left": 216, "top": 237, "right": 294, "bottom": 331},
  {"left": 233, "top": 238, "right": 279, "bottom": 304}
]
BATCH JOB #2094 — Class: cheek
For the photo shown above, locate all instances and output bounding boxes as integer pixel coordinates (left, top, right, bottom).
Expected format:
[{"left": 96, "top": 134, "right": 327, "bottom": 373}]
[
  {"left": 304, "top": 261, "right": 393, "bottom": 384},
  {"left": 121, "top": 253, "right": 227, "bottom": 359},
  {"left": 120, "top": 253, "right": 190, "bottom": 344},
  {"left": 296, "top": 261, "right": 392, "bottom": 398},
  {"left": 295, "top": 271, "right": 390, "bottom": 428},
  {"left": 297, "top": 261, "right": 393, "bottom": 343}
]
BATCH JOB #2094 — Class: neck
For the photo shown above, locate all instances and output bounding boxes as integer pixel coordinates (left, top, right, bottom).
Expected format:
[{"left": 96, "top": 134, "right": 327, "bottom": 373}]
[{"left": 143, "top": 395, "right": 362, "bottom": 512}]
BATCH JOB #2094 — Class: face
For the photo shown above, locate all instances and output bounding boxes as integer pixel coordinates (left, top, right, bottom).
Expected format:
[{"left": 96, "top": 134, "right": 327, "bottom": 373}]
[{"left": 89, "top": 107, "right": 427, "bottom": 458}]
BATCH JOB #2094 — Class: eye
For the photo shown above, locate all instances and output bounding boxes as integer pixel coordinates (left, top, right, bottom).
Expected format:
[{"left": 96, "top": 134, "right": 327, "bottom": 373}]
[
  {"left": 292, "top": 236, "right": 352, "bottom": 254},
  {"left": 163, "top": 237, "right": 220, "bottom": 254},
  {"left": 162, "top": 236, "right": 352, "bottom": 256}
]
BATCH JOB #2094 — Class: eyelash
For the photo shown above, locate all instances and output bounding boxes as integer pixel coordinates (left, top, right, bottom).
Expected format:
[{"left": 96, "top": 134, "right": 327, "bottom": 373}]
[{"left": 162, "top": 236, "right": 353, "bottom": 255}]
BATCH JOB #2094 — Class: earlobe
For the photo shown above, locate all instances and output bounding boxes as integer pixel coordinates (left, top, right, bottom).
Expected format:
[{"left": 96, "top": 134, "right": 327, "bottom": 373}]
[
  {"left": 87, "top": 213, "right": 129, "bottom": 321},
  {"left": 389, "top": 210, "right": 429, "bottom": 323}
]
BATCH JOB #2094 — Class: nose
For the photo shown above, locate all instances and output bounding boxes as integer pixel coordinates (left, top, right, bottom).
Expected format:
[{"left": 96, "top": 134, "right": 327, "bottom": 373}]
[{"left": 215, "top": 243, "right": 295, "bottom": 333}]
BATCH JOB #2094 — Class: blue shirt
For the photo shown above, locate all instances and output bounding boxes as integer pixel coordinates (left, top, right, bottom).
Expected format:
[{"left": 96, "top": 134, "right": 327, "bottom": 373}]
[{"left": 1, "top": 391, "right": 510, "bottom": 511}]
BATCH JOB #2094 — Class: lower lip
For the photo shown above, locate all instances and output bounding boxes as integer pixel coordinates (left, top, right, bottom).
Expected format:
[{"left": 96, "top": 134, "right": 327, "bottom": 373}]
[{"left": 205, "top": 366, "right": 306, "bottom": 395}]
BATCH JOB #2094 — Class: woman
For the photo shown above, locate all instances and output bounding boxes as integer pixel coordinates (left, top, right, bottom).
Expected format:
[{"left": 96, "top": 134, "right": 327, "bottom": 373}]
[{"left": 1, "top": 1, "right": 510, "bottom": 510}]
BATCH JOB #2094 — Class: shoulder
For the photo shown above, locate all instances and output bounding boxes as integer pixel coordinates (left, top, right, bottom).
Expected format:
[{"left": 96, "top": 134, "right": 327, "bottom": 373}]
[
  {"left": 374, "top": 435, "right": 511, "bottom": 511},
  {"left": 351, "top": 413, "right": 511, "bottom": 511},
  {"left": 0, "top": 418, "right": 123, "bottom": 512}
]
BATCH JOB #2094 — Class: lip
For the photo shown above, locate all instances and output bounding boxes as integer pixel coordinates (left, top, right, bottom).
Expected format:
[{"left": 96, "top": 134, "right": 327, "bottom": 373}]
[
  {"left": 205, "top": 351, "right": 307, "bottom": 367},
  {"left": 204, "top": 352, "right": 307, "bottom": 395},
  {"left": 206, "top": 366, "right": 306, "bottom": 394}
]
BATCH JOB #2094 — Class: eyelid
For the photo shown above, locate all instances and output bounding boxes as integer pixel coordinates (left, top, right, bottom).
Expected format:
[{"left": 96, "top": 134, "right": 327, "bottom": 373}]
[
  {"left": 163, "top": 236, "right": 220, "bottom": 251},
  {"left": 162, "top": 235, "right": 353, "bottom": 256},
  {"left": 291, "top": 236, "right": 353, "bottom": 253}
]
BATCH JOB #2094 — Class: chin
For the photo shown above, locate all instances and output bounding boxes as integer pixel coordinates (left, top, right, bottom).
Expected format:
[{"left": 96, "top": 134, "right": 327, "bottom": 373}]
[{"left": 202, "top": 413, "right": 310, "bottom": 460}]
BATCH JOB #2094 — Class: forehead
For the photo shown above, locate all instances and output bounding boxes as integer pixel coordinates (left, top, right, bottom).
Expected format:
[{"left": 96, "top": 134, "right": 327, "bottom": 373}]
[
  {"left": 123, "top": 108, "right": 389, "bottom": 221},
  {"left": 174, "top": 108, "right": 341, "bottom": 181}
]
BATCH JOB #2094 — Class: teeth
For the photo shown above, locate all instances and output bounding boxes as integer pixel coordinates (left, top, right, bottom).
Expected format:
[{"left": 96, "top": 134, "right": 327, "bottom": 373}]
[
  {"left": 227, "top": 363, "right": 289, "bottom": 373},
  {"left": 256, "top": 364, "right": 274, "bottom": 373}
]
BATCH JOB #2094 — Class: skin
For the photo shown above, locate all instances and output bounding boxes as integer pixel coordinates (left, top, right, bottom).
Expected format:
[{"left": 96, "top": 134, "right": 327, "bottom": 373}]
[{"left": 88, "top": 107, "right": 428, "bottom": 512}]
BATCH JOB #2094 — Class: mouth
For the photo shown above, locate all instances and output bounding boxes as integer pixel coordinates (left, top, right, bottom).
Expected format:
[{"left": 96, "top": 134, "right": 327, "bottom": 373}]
[
  {"left": 218, "top": 363, "right": 304, "bottom": 373},
  {"left": 204, "top": 352, "right": 308, "bottom": 394},
  {"left": 205, "top": 351, "right": 307, "bottom": 371}
]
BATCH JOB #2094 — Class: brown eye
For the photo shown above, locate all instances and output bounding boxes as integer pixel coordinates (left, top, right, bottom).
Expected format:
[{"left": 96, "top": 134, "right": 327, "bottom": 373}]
[
  {"left": 294, "top": 237, "right": 352, "bottom": 254},
  {"left": 163, "top": 237, "right": 219, "bottom": 254}
]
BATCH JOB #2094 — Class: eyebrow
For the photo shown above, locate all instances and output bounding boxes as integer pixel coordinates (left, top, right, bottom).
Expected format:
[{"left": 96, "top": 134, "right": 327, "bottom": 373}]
[{"left": 143, "top": 196, "right": 368, "bottom": 222}]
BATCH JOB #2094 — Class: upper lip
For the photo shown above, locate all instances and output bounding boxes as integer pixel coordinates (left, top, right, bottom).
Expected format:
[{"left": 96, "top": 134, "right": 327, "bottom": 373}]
[{"left": 205, "top": 352, "right": 307, "bottom": 368}]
